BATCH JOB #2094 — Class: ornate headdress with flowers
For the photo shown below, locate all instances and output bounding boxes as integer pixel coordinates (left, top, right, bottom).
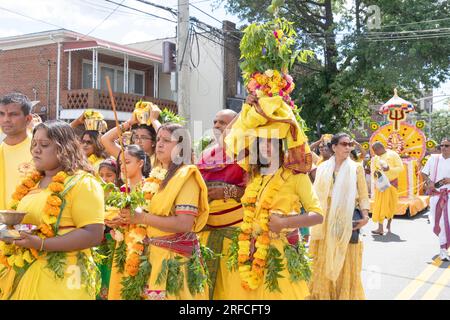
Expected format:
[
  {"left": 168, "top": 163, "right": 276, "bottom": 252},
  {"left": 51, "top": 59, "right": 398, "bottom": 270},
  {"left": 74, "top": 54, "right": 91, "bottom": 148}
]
[{"left": 225, "top": 8, "right": 314, "bottom": 173}]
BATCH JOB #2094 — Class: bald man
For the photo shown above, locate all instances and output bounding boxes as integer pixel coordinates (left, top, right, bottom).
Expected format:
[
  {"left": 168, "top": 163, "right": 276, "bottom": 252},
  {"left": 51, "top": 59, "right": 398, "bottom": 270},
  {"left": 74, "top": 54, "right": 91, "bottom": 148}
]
[
  {"left": 371, "top": 142, "right": 404, "bottom": 235},
  {"left": 197, "top": 108, "right": 248, "bottom": 299}
]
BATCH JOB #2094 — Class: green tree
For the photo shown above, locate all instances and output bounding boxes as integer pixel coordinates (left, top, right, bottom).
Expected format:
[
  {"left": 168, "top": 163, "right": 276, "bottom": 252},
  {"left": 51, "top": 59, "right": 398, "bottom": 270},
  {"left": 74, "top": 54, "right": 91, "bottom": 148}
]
[
  {"left": 425, "top": 110, "right": 450, "bottom": 143},
  {"left": 217, "top": 0, "right": 450, "bottom": 139}
]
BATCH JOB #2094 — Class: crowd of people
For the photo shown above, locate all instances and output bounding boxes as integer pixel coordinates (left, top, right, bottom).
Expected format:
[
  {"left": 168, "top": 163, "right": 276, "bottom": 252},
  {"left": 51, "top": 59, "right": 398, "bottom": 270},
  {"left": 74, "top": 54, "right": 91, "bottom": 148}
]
[{"left": 0, "top": 92, "right": 448, "bottom": 300}]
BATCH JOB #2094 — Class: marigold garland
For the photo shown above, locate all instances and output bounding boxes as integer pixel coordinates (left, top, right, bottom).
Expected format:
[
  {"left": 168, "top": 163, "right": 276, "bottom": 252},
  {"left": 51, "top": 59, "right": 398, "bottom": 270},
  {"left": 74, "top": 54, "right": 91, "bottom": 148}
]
[
  {"left": 2, "top": 170, "right": 68, "bottom": 269},
  {"left": 237, "top": 169, "right": 285, "bottom": 290},
  {"left": 118, "top": 167, "right": 167, "bottom": 279}
]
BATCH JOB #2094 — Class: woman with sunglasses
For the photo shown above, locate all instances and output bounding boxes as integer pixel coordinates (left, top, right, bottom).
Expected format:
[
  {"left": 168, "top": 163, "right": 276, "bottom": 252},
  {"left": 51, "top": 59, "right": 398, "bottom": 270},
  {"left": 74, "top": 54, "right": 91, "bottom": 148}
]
[
  {"left": 421, "top": 137, "right": 450, "bottom": 261},
  {"left": 309, "top": 133, "right": 370, "bottom": 300},
  {"left": 71, "top": 114, "right": 108, "bottom": 175},
  {"left": 117, "top": 123, "right": 210, "bottom": 300},
  {"left": 101, "top": 112, "right": 158, "bottom": 168}
]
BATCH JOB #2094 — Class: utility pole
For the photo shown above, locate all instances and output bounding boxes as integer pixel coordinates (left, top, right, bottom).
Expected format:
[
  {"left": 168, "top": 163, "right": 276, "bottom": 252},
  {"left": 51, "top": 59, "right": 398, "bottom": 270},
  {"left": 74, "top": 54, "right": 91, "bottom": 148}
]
[{"left": 177, "top": 0, "right": 191, "bottom": 131}]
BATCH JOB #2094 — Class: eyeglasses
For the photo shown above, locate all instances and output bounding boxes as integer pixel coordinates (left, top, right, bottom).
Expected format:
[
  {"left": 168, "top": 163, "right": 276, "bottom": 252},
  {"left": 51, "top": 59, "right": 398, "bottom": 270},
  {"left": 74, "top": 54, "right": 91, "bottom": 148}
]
[
  {"left": 81, "top": 140, "right": 93, "bottom": 145},
  {"left": 132, "top": 136, "right": 152, "bottom": 142},
  {"left": 338, "top": 142, "right": 355, "bottom": 148},
  {"left": 440, "top": 144, "right": 450, "bottom": 148}
]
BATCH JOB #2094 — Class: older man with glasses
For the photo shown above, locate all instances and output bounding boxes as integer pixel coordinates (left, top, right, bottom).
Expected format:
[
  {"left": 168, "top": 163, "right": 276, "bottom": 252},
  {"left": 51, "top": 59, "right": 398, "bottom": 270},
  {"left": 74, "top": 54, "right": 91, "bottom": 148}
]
[{"left": 422, "top": 137, "right": 450, "bottom": 261}]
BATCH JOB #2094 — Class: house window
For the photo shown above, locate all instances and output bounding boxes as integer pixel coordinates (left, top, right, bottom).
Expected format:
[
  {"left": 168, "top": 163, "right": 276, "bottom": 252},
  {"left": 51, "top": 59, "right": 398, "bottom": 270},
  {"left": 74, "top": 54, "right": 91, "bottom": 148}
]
[
  {"left": 82, "top": 62, "right": 93, "bottom": 89},
  {"left": 100, "top": 66, "right": 115, "bottom": 92},
  {"left": 82, "top": 60, "right": 146, "bottom": 95}
]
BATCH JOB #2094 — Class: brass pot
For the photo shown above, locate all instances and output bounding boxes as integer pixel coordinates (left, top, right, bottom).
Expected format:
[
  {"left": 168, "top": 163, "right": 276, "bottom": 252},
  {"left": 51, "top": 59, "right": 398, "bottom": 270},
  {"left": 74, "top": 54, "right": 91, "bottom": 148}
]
[
  {"left": 84, "top": 118, "right": 103, "bottom": 131},
  {"left": 0, "top": 210, "right": 27, "bottom": 226}
]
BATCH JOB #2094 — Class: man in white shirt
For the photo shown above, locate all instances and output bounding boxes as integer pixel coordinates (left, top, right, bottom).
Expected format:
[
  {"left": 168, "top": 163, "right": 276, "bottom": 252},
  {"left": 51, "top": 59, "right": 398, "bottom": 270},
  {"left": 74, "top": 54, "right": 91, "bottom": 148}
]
[{"left": 422, "top": 137, "right": 450, "bottom": 261}]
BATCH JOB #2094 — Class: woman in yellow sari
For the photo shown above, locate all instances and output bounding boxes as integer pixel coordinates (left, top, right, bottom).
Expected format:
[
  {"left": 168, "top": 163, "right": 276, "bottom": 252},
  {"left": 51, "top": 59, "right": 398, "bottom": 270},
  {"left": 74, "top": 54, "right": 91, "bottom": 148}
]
[
  {"left": 117, "top": 123, "right": 210, "bottom": 300},
  {"left": 309, "top": 133, "right": 370, "bottom": 300},
  {"left": 223, "top": 95, "right": 323, "bottom": 299},
  {"left": 0, "top": 121, "right": 104, "bottom": 300}
]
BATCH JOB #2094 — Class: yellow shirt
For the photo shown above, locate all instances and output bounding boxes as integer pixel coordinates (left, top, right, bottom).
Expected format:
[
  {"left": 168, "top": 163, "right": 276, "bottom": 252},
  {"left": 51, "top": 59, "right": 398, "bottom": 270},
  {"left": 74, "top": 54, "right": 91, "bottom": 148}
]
[
  {"left": 0, "top": 136, "right": 33, "bottom": 209},
  {"left": 373, "top": 149, "right": 404, "bottom": 181}
]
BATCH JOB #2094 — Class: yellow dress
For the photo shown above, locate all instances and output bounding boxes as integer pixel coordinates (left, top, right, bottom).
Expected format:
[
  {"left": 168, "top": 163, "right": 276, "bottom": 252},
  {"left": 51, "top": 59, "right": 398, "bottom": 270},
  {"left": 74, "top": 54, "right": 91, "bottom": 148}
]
[
  {"left": 0, "top": 173, "right": 105, "bottom": 300},
  {"left": 144, "top": 165, "right": 209, "bottom": 300},
  {"left": 198, "top": 199, "right": 243, "bottom": 300},
  {"left": 108, "top": 165, "right": 210, "bottom": 300},
  {"left": 0, "top": 136, "right": 33, "bottom": 209},
  {"left": 309, "top": 164, "right": 369, "bottom": 300},
  {"left": 220, "top": 168, "right": 323, "bottom": 300},
  {"left": 88, "top": 155, "right": 105, "bottom": 177},
  {"left": 372, "top": 149, "right": 404, "bottom": 223}
]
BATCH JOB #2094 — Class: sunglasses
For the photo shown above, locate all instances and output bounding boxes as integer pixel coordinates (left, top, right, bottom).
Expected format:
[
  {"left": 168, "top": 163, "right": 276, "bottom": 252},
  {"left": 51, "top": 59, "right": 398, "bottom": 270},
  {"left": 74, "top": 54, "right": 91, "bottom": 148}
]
[
  {"left": 338, "top": 142, "right": 355, "bottom": 148},
  {"left": 81, "top": 140, "right": 93, "bottom": 145},
  {"left": 440, "top": 144, "right": 450, "bottom": 148}
]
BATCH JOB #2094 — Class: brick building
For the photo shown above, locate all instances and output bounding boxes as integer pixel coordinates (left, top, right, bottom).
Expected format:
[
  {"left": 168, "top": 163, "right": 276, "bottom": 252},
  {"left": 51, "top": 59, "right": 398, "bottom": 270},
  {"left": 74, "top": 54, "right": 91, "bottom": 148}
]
[{"left": 0, "top": 29, "right": 177, "bottom": 122}]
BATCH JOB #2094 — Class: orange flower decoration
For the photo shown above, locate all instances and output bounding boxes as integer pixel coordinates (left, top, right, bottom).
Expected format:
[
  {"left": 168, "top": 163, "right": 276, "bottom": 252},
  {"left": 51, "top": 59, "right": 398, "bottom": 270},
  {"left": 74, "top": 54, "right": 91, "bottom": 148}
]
[
  {"left": 53, "top": 172, "right": 67, "bottom": 183},
  {"left": 44, "top": 204, "right": 60, "bottom": 217},
  {"left": 39, "top": 224, "right": 55, "bottom": 237},
  {"left": 47, "top": 195, "right": 62, "bottom": 207},
  {"left": 22, "top": 178, "right": 36, "bottom": 189},
  {"left": 49, "top": 182, "right": 64, "bottom": 193},
  {"left": 132, "top": 243, "right": 144, "bottom": 253},
  {"left": 134, "top": 227, "right": 147, "bottom": 237},
  {"left": 17, "top": 185, "right": 29, "bottom": 195}
]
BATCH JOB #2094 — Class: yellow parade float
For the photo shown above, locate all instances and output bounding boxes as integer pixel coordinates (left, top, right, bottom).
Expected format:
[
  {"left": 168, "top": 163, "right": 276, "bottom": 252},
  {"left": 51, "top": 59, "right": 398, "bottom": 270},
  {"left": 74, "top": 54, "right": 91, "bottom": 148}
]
[{"left": 368, "top": 89, "right": 435, "bottom": 217}]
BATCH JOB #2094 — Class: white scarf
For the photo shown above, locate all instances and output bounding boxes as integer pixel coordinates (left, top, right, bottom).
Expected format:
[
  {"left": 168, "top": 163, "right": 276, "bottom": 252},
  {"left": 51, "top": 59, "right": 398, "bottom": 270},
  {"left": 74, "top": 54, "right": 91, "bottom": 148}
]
[{"left": 311, "top": 156, "right": 358, "bottom": 282}]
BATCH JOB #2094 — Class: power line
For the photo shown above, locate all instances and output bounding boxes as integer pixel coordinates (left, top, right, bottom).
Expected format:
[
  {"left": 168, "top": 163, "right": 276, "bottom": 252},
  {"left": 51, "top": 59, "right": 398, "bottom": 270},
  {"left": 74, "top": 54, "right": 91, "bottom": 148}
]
[
  {"left": 104, "top": 0, "right": 177, "bottom": 23},
  {"left": 365, "top": 32, "right": 450, "bottom": 42},
  {"left": 76, "top": 0, "right": 157, "bottom": 19},
  {"left": 86, "top": 0, "right": 125, "bottom": 36},
  {"left": 0, "top": 5, "right": 70, "bottom": 32},
  {"left": 379, "top": 17, "right": 450, "bottom": 29},
  {"left": 133, "top": 0, "right": 177, "bottom": 15}
]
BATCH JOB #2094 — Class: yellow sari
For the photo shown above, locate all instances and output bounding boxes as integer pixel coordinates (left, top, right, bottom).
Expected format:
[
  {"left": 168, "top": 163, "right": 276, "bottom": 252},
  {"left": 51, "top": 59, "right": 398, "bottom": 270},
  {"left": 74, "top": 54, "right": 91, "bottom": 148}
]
[
  {"left": 0, "top": 173, "right": 104, "bottom": 300},
  {"left": 108, "top": 165, "right": 210, "bottom": 300}
]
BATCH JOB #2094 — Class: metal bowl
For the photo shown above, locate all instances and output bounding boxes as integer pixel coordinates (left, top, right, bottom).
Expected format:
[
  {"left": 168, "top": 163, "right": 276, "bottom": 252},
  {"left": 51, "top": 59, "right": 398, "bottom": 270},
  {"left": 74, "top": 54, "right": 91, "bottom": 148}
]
[{"left": 0, "top": 210, "right": 27, "bottom": 225}]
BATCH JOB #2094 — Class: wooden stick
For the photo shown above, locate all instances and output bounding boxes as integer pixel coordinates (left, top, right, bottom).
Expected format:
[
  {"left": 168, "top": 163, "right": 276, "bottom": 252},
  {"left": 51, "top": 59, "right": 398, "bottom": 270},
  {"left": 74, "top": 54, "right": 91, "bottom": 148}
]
[{"left": 105, "top": 76, "right": 129, "bottom": 193}]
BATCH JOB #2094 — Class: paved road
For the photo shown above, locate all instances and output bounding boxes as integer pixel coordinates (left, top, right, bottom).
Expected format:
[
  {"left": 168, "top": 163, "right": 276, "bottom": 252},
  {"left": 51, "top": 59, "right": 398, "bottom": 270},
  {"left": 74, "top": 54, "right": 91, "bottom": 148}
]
[{"left": 361, "top": 210, "right": 450, "bottom": 300}]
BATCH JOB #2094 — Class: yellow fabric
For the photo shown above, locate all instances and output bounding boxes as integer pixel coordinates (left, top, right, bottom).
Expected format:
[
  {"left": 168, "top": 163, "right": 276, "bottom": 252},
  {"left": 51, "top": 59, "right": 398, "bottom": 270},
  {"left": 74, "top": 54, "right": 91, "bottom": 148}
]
[
  {"left": 370, "top": 195, "right": 429, "bottom": 217},
  {"left": 373, "top": 149, "right": 403, "bottom": 181},
  {"left": 146, "top": 165, "right": 209, "bottom": 299},
  {"left": 372, "top": 150, "right": 403, "bottom": 223},
  {"left": 108, "top": 165, "right": 210, "bottom": 300},
  {"left": 0, "top": 173, "right": 105, "bottom": 300},
  {"left": 397, "top": 159, "right": 419, "bottom": 197},
  {"left": 205, "top": 199, "right": 243, "bottom": 227},
  {"left": 148, "top": 165, "right": 209, "bottom": 235},
  {"left": 309, "top": 241, "right": 365, "bottom": 300},
  {"left": 372, "top": 185, "right": 399, "bottom": 222},
  {"left": 0, "top": 136, "right": 33, "bottom": 209},
  {"left": 88, "top": 156, "right": 105, "bottom": 175},
  {"left": 224, "top": 96, "right": 308, "bottom": 158},
  {"left": 215, "top": 170, "right": 322, "bottom": 300}
]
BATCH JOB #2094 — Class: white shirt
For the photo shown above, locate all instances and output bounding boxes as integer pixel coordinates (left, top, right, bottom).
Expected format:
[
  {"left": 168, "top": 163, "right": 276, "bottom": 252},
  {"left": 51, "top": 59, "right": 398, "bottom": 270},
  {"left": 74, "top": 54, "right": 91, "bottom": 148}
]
[{"left": 422, "top": 154, "right": 450, "bottom": 191}]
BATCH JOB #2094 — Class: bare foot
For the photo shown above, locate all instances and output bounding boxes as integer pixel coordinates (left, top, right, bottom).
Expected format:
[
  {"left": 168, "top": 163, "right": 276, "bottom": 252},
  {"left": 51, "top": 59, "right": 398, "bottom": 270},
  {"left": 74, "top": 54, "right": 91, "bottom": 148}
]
[{"left": 387, "top": 219, "right": 392, "bottom": 232}]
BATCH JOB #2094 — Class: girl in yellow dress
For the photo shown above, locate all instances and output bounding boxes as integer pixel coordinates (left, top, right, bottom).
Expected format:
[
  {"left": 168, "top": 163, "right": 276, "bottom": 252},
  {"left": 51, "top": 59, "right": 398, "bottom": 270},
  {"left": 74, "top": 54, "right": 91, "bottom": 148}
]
[
  {"left": 105, "top": 144, "right": 150, "bottom": 300},
  {"left": 309, "top": 133, "right": 370, "bottom": 300},
  {"left": 0, "top": 121, "right": 105, "bottom": 300},
  {"left": 119, "top": 123, "right": 210, "bottom": 300}
]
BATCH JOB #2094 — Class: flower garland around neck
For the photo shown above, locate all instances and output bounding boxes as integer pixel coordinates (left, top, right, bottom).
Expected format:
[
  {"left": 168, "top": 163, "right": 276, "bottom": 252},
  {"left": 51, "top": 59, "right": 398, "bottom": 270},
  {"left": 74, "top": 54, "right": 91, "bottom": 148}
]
[
  {"left": 127, "top": 167, "right": 167, "bottom": 273},
  {"left": 0, "top": 171, "right": 67, "bottom": 270},
  {"left": 235, "top": 168, "right": 285, "bottom": 291},
  {"left": 115, "top": 166, "right": 167, "bottom": 300}
]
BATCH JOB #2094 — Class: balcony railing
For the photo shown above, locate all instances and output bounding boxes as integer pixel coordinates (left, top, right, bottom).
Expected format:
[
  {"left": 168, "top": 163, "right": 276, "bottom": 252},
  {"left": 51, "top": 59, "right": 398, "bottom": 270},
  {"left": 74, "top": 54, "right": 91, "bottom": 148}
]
[{"left": 61, "top": 89, "right": 177, "bottom": 113}]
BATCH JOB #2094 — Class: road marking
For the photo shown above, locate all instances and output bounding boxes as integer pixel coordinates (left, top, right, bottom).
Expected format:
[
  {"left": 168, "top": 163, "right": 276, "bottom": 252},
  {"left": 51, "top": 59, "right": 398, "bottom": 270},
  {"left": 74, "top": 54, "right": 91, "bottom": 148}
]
[
  {"left": 421, "top": 264, "right": 450, "bottom": 300},
  {"left": 395, "top": 258, "right": 442, "bottom": 300}
]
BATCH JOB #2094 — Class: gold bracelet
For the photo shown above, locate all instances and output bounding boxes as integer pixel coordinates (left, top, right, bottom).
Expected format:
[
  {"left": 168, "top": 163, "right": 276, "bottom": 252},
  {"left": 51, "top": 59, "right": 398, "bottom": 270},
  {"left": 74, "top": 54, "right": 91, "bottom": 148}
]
[{"left": 39, "top": 238, "right": 45, "bottom": 252}]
